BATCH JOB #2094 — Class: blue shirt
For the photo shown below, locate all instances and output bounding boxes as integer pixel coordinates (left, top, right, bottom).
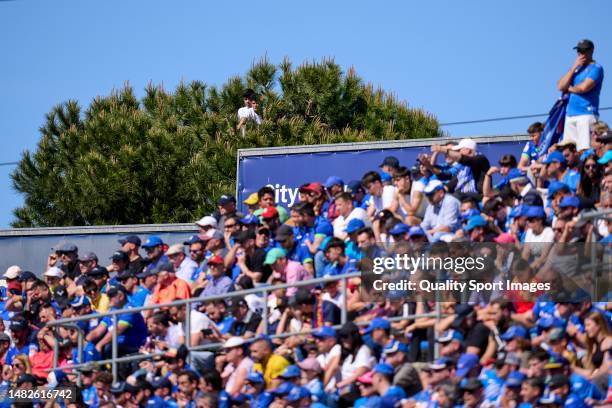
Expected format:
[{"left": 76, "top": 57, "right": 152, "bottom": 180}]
[
  {"left": 101, "top": 305, "right": 147, "bottom": 348},
  {"left": 284, "top": 241, "right": 313, "bottom": 264},
  {"left": 130, "top": 285, "right": 151, "bottom": 307},
  {"left": 522, "top": 140, "right": 541, "bottom": 163},
  {"left": 200, "top": 275, "right": 234, "bottom": 297},
  {"left": 82, "top": 385, "right": 98, "bottom": 407},
  {"left": 562, "top": 169, "right": 580, "bottom": 192},
  {"left": 421, "top": 194, "right": 461, "bottom": 233},
  {"left": 567, "top": 62, "right": 604, "bottom": 117},
  {"left": 4, "top": 343, "right": 37, "bottom": 365}
]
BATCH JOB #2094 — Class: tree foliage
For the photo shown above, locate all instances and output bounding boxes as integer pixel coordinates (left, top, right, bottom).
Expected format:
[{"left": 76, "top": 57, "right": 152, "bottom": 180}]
[{"left": 11, "top": 57, "right": 440, "bottom": 227}]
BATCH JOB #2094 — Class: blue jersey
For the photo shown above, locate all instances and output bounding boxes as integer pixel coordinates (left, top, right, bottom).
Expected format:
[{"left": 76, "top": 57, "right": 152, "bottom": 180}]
[
  {"left": 4, "top": 343, "right": 37, "bottom": 365},
  {"left": 567, "top": 62, "right": 604, "bottom": 117},
  {"left": 82, "top": 385, "right": 99, "bottom": 408},
  {"left": 130, "top": 286, "right": 151, "bottom": 307},
  {"left": 284, "top": 241, "right": 313, "bottom": 264},
  {"left": 101, "top": 306, "right": 147, "bottom": 348},
  {"left": 480, "top": 368, "right": 504, "bottom": 403},
  {"left": 522, "top": 141, "right": 542, "bottom": 163},
  {"left": 569, "top": 372, "right": 603, "bottom": 401}
]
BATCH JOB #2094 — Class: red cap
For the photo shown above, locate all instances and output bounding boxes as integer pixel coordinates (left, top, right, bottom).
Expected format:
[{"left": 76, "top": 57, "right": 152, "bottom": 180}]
[
  {"left": 7, "top": 280, "right": 21, "bottom": 293},
  {"left": 299, "top": 182, "right": 324, "bottom": 194},
  {"left": 493, "top": 233, "right": 517, "bottom": 244},
  {"left": 262, "top": 207, "right": 279, "bottom": 219},
  {"left": 207, "top": 255, "right": 224, "bottom": 265},
  {"left": 356, "top": 371, "right": 374, "bottom": 385}
]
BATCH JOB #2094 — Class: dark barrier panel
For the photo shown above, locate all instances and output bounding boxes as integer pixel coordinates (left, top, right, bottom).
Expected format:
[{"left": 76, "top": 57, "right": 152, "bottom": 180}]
[
  {"left": 237, "top": 134, "right": 529, "bottom": 211},
  {"left": 0, "top": 228, "right": 197, "bottom": 275}
]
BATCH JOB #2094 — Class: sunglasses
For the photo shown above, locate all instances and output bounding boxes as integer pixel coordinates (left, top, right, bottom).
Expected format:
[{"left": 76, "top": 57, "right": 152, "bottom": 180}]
[
  {"left": 585, "top": 164, "right": 597, "bottom": 169},
  {"left": 224, "top": 224, "right": 237, "bottom": 229}
]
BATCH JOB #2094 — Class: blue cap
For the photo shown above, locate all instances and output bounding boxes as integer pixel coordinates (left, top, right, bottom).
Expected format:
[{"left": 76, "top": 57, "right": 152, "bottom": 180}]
[
  {"left": 428, "top": 357, "right": 452, "bottom": 370},
  {"left": 312, "top": 326, "right": 337, "bottom": 338},
  {"left": 465, "top": 215, "right": 487, "bottom": 232},
  {"left": 280, "top": 365, "right": 301, "bottom": 379},
  {"left": 437, "top": 329, "right": 464, "bottom": 343},
  {"left": 559, "top": 195, "right": 580, "bottom": 209},
  {"left": 456, "top": 353, "right": 480, "bottom": 378},
  {"left": 506, "top": 371, "right": 526, "bottom": 388},
  {"left": 324, "top": 176, "right": 344, "bottom": 188},
  {"left": 382, "top": 340, "right": 409, "bottom": 355},
  {"left": 543, "top": 151, "right": 566, "bottom": 165},
  {"left": 501, "top": 325, "right": 528, "bottom": 341},
  {"left": 537, "top": 315, "right": 565, "bottom": 329},
  {"left": 373, "top": 363, "right": 394, "bottom": 376},
  {"left": 523, "top": 191, "right": 544, "bottom": 207},
  {"left": 347, "top": 180, "right": 365, "bottom": 193},
  {"left": 569, "top": 288, "right": 591, "bottom": 303},
  {"left": 524, "top": 206, "right": 546, "bottom": 219},
  {"left": 141, "top": 235, "right": 163, "bottom": 248},
  {"left": 286, "top": 386, "right": 312, "bottom": 402},
  {"left": 150, "top": 376, "right": 172, "bottom": 389},
  {"left": 246, "top": 371, "right": 264, "bottom": 384},
  {"left": 580, "top": 149, "right": 595, "bottom": 162},
  {"left": 240, "top": 214, "right": 261, "bottom": 225},
  {"left": 345, "top": 219, "right": 366, "bottom": 234},
  {"left": 460, "top": 209, "right": 481, "bottom": 221},
  {"left": 598, "top": 150, "right": 612, "bottom": 165},
  {"left": 70, "top": 296, "right": 90, "bottom": 308},
  {"left": 547, "top": 181, "right": 569, "bottom": 199},
  {"left": 379, "top": 171, "right": 392, "bottom": 183},
  {"left": 183, "top": 235, "right": 203, "bottom": 245},
  {"left": 365, "top": 317, "right": 390, "bottom": 334},
  {"left": 507, "top": 168, "right": 527, "bottom": 182},
  {"left": 271, "top": 382, "right": 295, "bottom": 396},
  {"left": 408, "top": 226, "right": 426, "bottom": 238},
  {"left": 389, "top": 223, "right": 410, "bottom": 236}
]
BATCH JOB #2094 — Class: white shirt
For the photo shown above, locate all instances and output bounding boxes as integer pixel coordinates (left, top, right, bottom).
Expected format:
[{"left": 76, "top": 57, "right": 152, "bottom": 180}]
[
  {"left": 188, "top": 310, "right": 214, "bottom": 334},
  {"left": 224, "top": 357, "right": 254, "bottom": 394},
  {"left": 340, "top": 344, "right": 375, "bottom": 381},
  {"left": 411, "top": 180, "right": 429, "bottom": 219},
  {"left": 332, "top": 207, "right": 370, "bottom": 239},
  {"left": 175, "top": 257, "right": 199, "bottom": 283},
  {"left": 524, "top": 227, "right": 554, "bottom": 258},
  {"left": 317, "top": 344, "right": 342, "bottom": 391},
  {"left": 369, "top": 185, "right": 396, "bottom": 212},
  {"left": 238, "top": 107, "right": 261, "bottom": 124},
  {"left": 164, "top": 324, "right": 184, "bottom": 349}
]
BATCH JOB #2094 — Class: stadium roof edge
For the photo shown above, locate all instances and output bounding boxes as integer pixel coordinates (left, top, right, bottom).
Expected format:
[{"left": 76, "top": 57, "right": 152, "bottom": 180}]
[
  {"left": 237, "top": 133, "right": 530, "bottom": 158},
  {"left": 0, "top": 223, "right": 197, "bottom": 237}
]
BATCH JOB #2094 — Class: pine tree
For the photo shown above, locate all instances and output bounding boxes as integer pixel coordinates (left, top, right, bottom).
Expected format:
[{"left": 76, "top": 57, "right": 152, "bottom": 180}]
[{"left": 11, "top": 57, "right": 440, "bottom": 227}]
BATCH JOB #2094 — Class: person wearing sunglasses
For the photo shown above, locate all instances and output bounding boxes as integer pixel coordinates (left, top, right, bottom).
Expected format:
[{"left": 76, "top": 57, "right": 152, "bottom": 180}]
[{"left": 577, "top": 154, "right": 603, "bottom": 203}]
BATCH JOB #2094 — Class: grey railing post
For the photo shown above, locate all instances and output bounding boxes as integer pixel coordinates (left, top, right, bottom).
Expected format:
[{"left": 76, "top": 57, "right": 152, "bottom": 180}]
[
  {"left": 434, "top": 269, "right": 442, "bottom": 359},
  {"left": 52, "top": 327, "right": 59, "bottom": 369},
  {"left": 112, "top": 314, "right": 118, "bottom": 381},
  {"left": 262, "top": 289, "right": 268, "bottom": 335},
  {"left": 340, "top": 277, "right": 347, "bottom": 325},
  {"left": 77, "top": 330, "right": 83, "bottom": 387},
  {"left": 185, "top": 304, "right": 191, "bottom": 366}
]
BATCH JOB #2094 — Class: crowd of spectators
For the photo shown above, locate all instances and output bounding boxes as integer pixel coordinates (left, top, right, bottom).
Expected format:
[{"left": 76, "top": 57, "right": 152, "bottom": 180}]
[{"left": 0, "top": 40, "right": 610, "bottom": 408}]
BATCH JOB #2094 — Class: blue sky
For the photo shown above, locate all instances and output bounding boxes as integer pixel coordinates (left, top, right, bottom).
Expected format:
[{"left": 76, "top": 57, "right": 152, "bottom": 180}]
[{"left": 1, "top": 0, "right": 611, "bottom": 227}]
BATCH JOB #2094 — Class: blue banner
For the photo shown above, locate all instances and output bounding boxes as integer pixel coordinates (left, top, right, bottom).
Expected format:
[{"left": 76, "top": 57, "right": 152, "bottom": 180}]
[{"left": 237, "top": 138, "right": 528, "bottom": 211}]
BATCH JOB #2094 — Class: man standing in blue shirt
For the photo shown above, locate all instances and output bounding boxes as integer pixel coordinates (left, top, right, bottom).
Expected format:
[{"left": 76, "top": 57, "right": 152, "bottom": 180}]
[{"left": 558, "top": 39, "right": 604, "bottom": 152}]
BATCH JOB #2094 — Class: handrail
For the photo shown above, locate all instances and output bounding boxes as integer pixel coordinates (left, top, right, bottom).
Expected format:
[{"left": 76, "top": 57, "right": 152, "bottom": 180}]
[{"left": 46, "top": 272, "right": 362, "bottom": 327}]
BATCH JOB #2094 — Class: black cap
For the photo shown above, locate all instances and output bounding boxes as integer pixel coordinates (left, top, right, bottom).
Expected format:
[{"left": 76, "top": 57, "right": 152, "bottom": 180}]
[
  {"left": 110, "top": 381, "right": 138, "bottom": 394},
  {"left": 379, "top": 156, "right": 400, "bottom": 169},
  {"left": 16, "top": 374, "right": 38, "bottom": 386},
  {"left": 150, "top": 376, "right": 172, "bottom": 389},
  {"left": 295, "top": 288, "right": 314, "bottom": 305},
  {"left": 118, "top": 235, "right": 141, "bottom": 246},
  {"left": 107, "top": 285, "right": 129, "bottom": 298},
  {"left": 232, "top": 299, "right": 248, "bottom": 313},
  {"left": 574, "top": 39, "right": 594, "bottom": 51},
  {"left": 548, "top": 374, "right": 570, "bottom": 389},
  {"left": 233, "top": 230, "right": 255, "bottom": 244},
  {"left": 87, "top": 266, "right": 109, "bottom": 278},
  {"left": 117, "top": 270, "right": 136, "bottom": 281},
  {"left": 153, "top": 261, "right": 175, "bottom": 274},
  {"left": 110, "top": 251, "right": 129, "bottom": 263},
  {"left": 275, "top": 225, "right": 294, "bottom": 242},
  {"left": 218, "top": 194, "right": 236, "bottom": 206},
  {"left": 461, "top": 378, "right": 483, "bottom": 391},
  {"left": 53, "top": 285, "right": 70, "bottom": 308},
  {"left": 136, "top": 269, "right": 155, "bottom": 279},
  {"left": 18, "top": 271, "right": 37, "bottom": 282},
  {"left": 9, "top": 319, "right": 29, "bottom": 332}
]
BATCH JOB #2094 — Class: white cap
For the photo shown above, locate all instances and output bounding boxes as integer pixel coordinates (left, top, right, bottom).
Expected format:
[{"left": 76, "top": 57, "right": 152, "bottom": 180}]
[
  {"left": 195, "top": 216, "right": 218, "bottom": 228},
  {"left": 451, "top": 138, "right": 477, "bottom": 151},
  {"left": 222, "top": 336, "right": 246, "bottom": 349},
  {"left": 424, "top": 179, "right": 444, "bottom": 194},
  {"left": 165, "top": 244, "right": 185, "bottom": 256},
  {"left": 3, "top": 265, "right": 22, "bottom": 280},
  {"left": 43, "top": 266, "right": 64, "bottom": 278}
]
